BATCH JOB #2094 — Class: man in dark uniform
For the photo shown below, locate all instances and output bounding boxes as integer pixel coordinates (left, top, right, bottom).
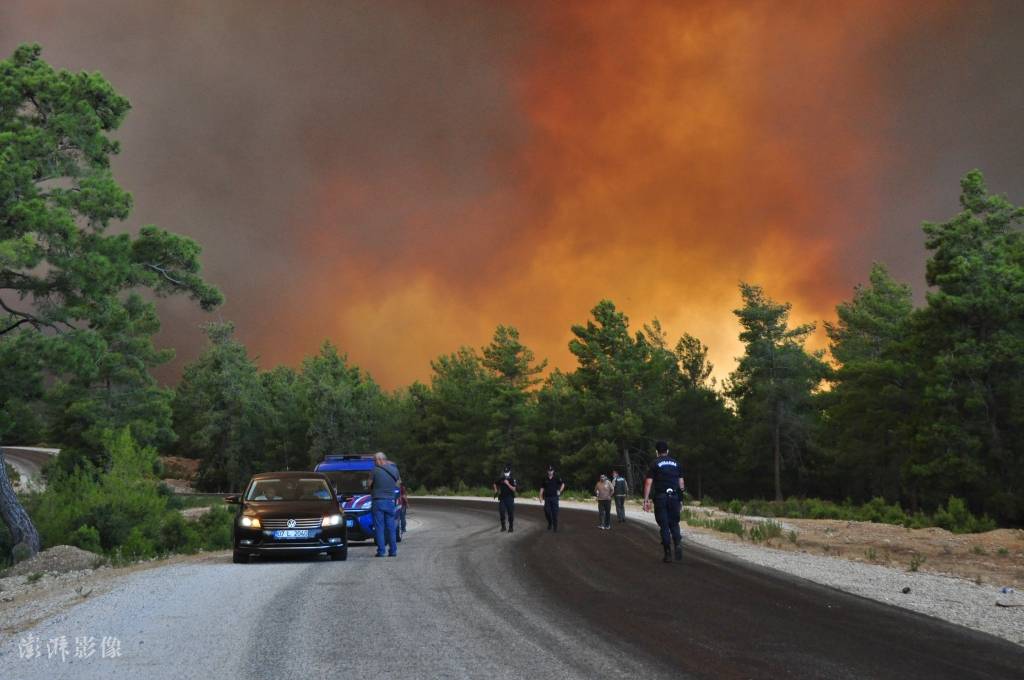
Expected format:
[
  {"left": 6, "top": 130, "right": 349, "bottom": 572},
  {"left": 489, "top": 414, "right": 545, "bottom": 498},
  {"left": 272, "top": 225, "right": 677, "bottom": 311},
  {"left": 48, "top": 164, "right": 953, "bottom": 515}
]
[
  {"left": 538, "top": 465, "right": 565, "bottom": 532},
  {"left": 642, "top": 441, "right": 684, "bottom": 563},
  {"left": 611, "top": 469, "right": 629, "bottom": 523},
  {"left": 492, "top": 464, "right": 518, "bottom": 532}
]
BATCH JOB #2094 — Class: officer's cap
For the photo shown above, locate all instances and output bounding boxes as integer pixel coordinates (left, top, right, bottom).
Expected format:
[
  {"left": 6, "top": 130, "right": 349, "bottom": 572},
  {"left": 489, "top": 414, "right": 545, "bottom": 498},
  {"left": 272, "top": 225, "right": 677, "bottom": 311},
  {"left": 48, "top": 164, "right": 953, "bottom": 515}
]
[{"left": 655, "top": 440, "right": 669, "bottom": 453}]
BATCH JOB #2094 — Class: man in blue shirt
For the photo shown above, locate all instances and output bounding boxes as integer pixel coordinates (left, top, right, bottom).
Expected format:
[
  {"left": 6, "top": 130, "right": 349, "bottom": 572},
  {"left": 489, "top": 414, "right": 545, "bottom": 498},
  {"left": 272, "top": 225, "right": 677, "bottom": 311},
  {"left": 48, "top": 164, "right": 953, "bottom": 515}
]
[
  {"left": 642, "top": 441, "right": 684, "bottom": 563},
  {"left": 370, "top": 451, "right": 401, "bottom": 557}
]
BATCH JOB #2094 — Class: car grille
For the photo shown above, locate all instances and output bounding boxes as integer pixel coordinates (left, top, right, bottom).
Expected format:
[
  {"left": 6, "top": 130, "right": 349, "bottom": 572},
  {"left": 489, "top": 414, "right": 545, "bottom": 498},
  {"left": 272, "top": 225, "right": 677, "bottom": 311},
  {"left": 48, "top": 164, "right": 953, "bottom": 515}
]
[{"left": 261, "top": 517, "right": 322, "bottom": 529}]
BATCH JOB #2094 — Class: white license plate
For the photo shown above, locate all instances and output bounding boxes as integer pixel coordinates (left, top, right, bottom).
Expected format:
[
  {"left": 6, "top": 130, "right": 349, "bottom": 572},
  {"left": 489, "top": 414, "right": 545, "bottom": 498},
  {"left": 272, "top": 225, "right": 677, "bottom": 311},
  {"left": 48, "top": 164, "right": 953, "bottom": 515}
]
[{"left": 273, "top": 529, "right": 309, "bottom": 539}]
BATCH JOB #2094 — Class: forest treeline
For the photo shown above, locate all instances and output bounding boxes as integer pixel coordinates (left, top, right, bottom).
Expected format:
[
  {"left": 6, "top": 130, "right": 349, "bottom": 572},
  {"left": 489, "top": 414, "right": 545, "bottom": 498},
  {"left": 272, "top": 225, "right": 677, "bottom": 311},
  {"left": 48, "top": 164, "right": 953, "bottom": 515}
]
[
  {"left": 1, "top": 43, "right": 1022, "bottom": 559},
  {"left": 156, "top": 167, "right": 1022, "bottom": 526}
]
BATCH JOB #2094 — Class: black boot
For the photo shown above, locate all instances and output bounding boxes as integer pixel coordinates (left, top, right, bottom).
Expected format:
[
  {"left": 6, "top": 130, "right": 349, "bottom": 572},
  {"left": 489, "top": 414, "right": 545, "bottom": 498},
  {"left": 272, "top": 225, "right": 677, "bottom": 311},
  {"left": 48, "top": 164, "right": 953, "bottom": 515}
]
[
  {"left": 663, "top": 545, "right": 672, "bottom": 563},
  {"left": 500, "top": 524, "right": 506, "bottom": 532},
  {"left": 508, "top": 524, "right": 514, "bottom": 533},
  {"left": 674, "top": 543, "right": 683, "bottom": 561}
]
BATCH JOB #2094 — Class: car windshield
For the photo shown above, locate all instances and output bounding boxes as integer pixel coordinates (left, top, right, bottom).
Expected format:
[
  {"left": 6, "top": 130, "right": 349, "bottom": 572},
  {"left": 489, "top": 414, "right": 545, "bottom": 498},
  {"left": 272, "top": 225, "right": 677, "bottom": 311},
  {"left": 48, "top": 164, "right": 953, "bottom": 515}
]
[
  {"left": 323, "top": 470, "right": 372, "bottom": 494},
  {"left": 245, "top": 478, "right": 333, "bottom": 502}
]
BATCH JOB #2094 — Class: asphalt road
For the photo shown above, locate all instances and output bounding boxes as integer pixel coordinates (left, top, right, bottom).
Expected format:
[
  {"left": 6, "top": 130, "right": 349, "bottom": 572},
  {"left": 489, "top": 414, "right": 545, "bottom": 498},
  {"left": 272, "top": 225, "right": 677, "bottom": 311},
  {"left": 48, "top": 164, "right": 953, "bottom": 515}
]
[
  {"left": 1, "top": 500, "right": 1021, "bottom": 680},
  {"left": 1, "top": 447, "right": 58, "bottom": 491}
]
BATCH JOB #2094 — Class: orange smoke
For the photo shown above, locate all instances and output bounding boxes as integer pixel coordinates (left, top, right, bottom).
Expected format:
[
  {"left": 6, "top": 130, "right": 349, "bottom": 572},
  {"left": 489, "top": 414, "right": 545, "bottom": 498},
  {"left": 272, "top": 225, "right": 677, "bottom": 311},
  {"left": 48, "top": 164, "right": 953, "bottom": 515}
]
[{"left": 294, "top": 1, "right": 952, "bottom": 388}]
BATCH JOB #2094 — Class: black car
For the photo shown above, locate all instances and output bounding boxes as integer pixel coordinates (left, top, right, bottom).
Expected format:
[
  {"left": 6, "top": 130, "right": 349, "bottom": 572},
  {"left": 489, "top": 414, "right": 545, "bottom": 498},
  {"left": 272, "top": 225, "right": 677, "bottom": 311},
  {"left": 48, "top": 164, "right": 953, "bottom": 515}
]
[{"left": 226, "top": 471, "right": 348, "bottom": 564}]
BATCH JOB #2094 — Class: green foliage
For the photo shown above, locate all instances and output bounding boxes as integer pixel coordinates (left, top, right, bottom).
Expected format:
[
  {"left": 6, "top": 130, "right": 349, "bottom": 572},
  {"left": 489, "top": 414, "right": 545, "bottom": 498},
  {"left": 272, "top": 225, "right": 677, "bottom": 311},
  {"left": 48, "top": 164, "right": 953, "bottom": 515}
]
[
  {"left": 908, "top": 554, "right": 926, "bottom": 572},
  {"left": 816, "top": 171, "right": 1024, "bottom": 525},
  {"left": 820, "top": 263, "right": 915, "bottom": 503},
  {"left": 0, "top": 44, "right": 221, "bottom": 465},
  {"left": 748, "top": 520, "right": 783, "bottom": 543},
  {"left": 69, "top": 525, "right": 101, "bottom": 553},
  {"left": 718, "top": 495, "right": 996, "bottom": 533},
  {"left": 171, "top": 322, "right": 264, "bottom": 492},
  {"left": 681, "top": 511, "right": 745, "bottom": 537},
  {"left": 727, "top": 283, "right": 829, "bottom": 501},
  {"left": 932, "top": 496, "right": 996, "bottom": 534},
  {"left": 299, "top": 341, "right": 384, "bottom": 464},
  {"left": 29, "top": 428, "right": 231, "bottom": 559}
]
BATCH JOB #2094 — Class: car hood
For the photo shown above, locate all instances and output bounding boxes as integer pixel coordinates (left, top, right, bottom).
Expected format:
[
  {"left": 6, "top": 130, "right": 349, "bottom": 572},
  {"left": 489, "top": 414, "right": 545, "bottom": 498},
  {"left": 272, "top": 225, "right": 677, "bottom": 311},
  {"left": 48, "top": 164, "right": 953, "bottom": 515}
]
[{"left": 243, "top": 500, "right": 340, "bottom": 518}]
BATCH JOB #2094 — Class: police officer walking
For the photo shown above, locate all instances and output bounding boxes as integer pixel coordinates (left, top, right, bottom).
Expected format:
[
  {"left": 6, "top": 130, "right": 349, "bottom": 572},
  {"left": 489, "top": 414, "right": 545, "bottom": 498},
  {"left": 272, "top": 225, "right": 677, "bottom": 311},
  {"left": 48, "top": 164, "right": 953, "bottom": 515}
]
[
  {"left": 492, "top": 464, "right": 518, "bottom": 532},
  {"left": 539, "top": 465, "right": 565, "bottom": 532},
  {"left": 611, "top": 469, "right": 629, "bottom": 523},
  {"left": 642, "top": 441, "right": 685, "bottom": 563}
]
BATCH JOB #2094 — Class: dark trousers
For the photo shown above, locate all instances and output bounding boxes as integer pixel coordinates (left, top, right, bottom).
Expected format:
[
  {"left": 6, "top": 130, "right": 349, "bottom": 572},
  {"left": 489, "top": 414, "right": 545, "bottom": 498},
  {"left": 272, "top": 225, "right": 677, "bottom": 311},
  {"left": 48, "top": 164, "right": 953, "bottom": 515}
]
[
  {"left": 597, "top": 499, "right": 611, "bottom": 528},
  {"left": 498, "top": 496, "right": 515, "bottom": 529},
  {"left": 544, "top": 496, "right": 560, "bottom": 529},
  {"left": 614, "top": 495, "right": 626, "bottom": 522},
  {"left": 653, "top": 493, "right": 682, "bottom": 547}
]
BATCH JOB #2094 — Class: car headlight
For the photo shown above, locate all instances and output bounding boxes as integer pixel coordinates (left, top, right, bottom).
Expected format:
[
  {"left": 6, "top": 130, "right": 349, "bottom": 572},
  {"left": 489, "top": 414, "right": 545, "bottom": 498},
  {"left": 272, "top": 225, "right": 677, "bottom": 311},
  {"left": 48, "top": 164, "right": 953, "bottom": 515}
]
[
  {"left": 322, "top": 514, "right": 342, "bottom": 527},
  {"left": 240, "top": 516, "right": 261, "bottom": 528}
]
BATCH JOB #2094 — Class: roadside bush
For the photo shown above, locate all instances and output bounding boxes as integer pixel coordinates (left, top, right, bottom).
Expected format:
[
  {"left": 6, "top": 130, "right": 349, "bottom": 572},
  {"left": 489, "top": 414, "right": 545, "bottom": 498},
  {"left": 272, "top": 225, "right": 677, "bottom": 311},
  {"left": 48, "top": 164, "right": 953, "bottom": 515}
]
[
  {"left": 159, "top": 512, "right": 199, "bottom": 554},
  {"left": 748, "top": 520, "right": 783, "bottom": 543},
  {"left": 193, "top": 507, "right": 234, "bottom": 550},
  {"left": 854, "top": 497, "right": 908, "bottom": 526},
  {"left": 716, "top": 495, "right": 995, "bottom": 533},
  {"left": 681, "top": 510, "right": 745, "bottom": 538},
  {"left": 28, "top": 428, "right": 237, "bottom": 561},
  {"left": 69, "top": 525, "right": 102, "bottom": 554},
  {"left": 119, "top": 527, "right": 157, "bottom": 562},
  {"left": 932, "top": 496, "right": 996, "bottom": 534},
  {"left": 32, "top": 429, "right": 166, "bottom": 555}
]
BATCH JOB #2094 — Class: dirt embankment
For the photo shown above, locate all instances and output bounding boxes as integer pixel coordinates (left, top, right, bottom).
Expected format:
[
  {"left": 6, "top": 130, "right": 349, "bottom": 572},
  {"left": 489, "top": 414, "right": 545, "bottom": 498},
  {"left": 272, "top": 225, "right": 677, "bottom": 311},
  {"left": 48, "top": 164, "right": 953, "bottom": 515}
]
[{"left": 682, "top": 506, "right": 1024, "bottom": 589}]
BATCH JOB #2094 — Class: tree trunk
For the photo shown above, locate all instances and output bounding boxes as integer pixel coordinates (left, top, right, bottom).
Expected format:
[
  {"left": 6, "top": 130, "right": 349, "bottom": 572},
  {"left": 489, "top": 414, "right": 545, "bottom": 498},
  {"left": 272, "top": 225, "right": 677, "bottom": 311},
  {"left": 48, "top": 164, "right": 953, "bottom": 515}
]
[
  {"left": 773, "top": 402, "right": 783, "bottom": 502},
  {"left": 622, "top": 447, "right": 634, "bottom": 494},
  {"left": 0, "top": 452, "right": 41, "bottom": 557}
]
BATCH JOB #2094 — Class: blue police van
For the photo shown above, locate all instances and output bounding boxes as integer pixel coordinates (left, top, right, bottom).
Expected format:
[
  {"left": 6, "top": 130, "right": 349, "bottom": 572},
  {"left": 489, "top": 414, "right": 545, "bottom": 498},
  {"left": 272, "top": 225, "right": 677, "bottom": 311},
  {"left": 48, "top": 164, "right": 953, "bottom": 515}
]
[{"left": 314, "top": 454, "right": 402, "bottom": 543}]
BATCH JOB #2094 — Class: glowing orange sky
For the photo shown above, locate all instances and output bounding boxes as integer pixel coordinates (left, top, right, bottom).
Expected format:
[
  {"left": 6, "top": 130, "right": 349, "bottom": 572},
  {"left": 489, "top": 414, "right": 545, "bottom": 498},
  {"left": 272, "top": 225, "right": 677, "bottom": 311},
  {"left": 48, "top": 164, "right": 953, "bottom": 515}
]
[
  {"left": 293, "top": 1, "right": 948, "bottom": 387},
  {"left": 5, "top": 0, "right": 1021, "bottom": 389}
]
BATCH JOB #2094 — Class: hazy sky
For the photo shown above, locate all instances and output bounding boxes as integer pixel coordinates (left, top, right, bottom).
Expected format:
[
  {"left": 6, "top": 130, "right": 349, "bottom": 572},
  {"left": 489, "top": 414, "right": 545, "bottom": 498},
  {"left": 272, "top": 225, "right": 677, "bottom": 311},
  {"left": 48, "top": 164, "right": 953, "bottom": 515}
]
[{"left": 2, "top": 1, "right": 1022, "bottom": 388}]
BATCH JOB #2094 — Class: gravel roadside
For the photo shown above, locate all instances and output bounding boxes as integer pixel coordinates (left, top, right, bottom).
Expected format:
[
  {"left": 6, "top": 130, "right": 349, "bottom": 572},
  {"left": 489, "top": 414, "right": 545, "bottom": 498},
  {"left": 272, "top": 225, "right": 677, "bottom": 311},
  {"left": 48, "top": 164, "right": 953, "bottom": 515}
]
[{"left": 421, "top": 495, "right": 1024, "bottom": 646}]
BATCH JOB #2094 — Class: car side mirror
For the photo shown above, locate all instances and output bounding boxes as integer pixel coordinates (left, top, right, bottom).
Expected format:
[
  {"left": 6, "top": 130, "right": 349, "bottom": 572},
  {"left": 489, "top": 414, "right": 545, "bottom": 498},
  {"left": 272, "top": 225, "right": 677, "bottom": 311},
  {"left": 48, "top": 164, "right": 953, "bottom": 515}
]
[{"left": 224, "top": 494, "right": 241, "bottom": 504}]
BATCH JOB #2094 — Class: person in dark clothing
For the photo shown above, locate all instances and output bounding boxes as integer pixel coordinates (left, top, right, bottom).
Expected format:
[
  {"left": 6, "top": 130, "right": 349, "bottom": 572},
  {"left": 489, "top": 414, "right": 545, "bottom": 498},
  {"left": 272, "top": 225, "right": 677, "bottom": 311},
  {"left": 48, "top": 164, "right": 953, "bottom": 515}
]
[
  {"left": 539, "top": 466, "right": 565, "bottom": 531},
  {"left": 492, "top": 464, "right": 518, "bottom": 532},
  {"left": 611, "top": 470, "right": 629, "bottom": 522},
  {"left": 642, "top": 441, "right": 684, "bottom": 563}
]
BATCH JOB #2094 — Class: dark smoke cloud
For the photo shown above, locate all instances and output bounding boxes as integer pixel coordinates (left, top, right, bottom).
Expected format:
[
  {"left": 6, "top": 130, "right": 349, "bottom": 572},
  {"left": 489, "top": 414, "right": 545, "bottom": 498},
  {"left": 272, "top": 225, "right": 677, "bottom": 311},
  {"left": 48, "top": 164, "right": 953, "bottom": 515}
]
[{"left": 2, "top": 1, "right": 1022, "bottom": 388}]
